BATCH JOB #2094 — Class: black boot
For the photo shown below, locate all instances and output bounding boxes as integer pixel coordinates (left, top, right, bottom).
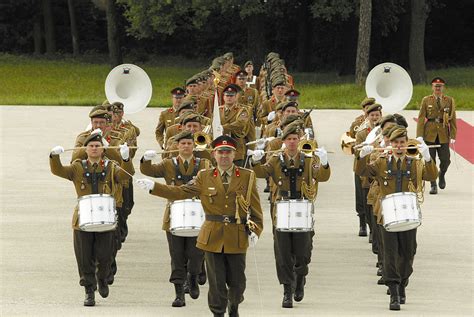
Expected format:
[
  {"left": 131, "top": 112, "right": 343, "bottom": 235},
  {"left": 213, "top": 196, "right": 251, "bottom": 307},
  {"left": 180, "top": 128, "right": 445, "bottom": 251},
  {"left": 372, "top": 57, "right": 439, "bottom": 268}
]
[
  {"left": 172, "top": 284, "right": 185, "bottom": 307},
  {"left": 294, "top": 275, "right": 305, "bottom": 302},
  {"left": 377, "top": 267, "right": 383, "bottom": 276},
  {"left": 198, "top": 263, "right": 207, "bottom": 285},
  {"left": 183, "top": 278, "right": 189, "bottom": 294},
  {"left": 429, "top": 182, "right": 438, "bottom": 195},
  {"left": 399, "top": 284, "right": 406, "bottom": 304},
  {"left": 84, "top": 287, "right": 95, "bottom": 307},
  {"left": 264, "top": 178, "right": 270, "bottom": 193},
  {"left": 282, "top": 284, "right": 293, "bottom": 308},
  {"left": 188, "top": 274, "right": 200, "bottom": 299},
  {"left": 359, "top": 216, "right": 367, "bottom": 237},
  {"left": 388, "top": 284, "right": 401, "bottom": 310},
  {"left": 98, "top": 279, "right": 109, "bottom": 298},
  {"left": 228, "top": 302, "right": 239, "bottom": 317},
  {"left": 439, "top": 171, "right": 446, "bottom": 189},
  {"left": 377, "top": 277, "right": 385, "bottom": 285}
]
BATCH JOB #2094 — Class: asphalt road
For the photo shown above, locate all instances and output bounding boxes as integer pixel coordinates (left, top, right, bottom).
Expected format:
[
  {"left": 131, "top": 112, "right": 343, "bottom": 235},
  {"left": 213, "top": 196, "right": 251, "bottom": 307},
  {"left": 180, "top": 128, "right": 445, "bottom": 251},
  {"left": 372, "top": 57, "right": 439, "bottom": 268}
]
[{"left": 0, "top": 106, "right": 472, "bottom": 316}]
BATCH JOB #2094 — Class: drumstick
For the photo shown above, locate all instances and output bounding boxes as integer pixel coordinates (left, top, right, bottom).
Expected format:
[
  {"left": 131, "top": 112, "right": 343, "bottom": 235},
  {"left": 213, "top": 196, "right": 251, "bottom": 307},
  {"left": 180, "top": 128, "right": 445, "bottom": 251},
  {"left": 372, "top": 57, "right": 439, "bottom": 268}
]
[
  {"left": 105, "top": 157, "right": 138, "bottom": 181},
  {"left": 63, "top": 146, "right": 139, "bottom": 152}
]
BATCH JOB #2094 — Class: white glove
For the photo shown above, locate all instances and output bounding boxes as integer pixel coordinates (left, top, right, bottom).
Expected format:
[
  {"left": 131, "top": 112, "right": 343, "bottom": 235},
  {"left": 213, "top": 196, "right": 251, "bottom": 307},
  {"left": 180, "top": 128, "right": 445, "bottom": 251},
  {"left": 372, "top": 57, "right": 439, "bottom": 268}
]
[
  {"left": 267, "top": 111, "right": 276, "bottom": 122},
  {"left": 418, "top": 141, "right": 431, "bottom": 162},
  {"left": 143, "top": 150, "right": 157, "bottom": 161},
  {"left": 379, "top": 139, "right": 386, "bottom": 148},
  {"left": 251, "top": 149, "right": 265, "bottom": 162},
  {"left": 119, "top": 142, "right": 130, "bottom": 160},
  {"left": 136, "top": 178, "right": 155, "bottom": 191},
  {"left": 91, "top": 128, "right": 102, "bottom": 136},
  {"left": 248, "top": 232, "right": 259, "bottom": 247},
  {"left": 256, "top": 138, "right": 267, "bottom": 149},
  {"left": 450, "top": 139, "right": 456, "bottom": 144},
  {"left": 102, "top": 137, "right": 109, "bottom": 149},
  {"left": 314, "top": 147, "right": 328, "bottom": 166},
  {"left": 50, "top": 145, "right": 64, "bottom": 155},
  {"left": 360, "top": 145, "right": 374, "bottom": 158}
]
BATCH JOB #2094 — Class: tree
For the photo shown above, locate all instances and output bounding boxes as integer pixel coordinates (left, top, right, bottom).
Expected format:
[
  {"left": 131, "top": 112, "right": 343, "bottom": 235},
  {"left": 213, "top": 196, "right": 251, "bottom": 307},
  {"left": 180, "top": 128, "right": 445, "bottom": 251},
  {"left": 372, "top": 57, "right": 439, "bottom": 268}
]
[
  {"left": 409, "top": 0, "right": 428, "bottom": 83},
  {"left": 296, "top": 0, "right": 312, "bottom": 72},
  {"left": 42, "top": 0, "right": 56, "bottom": 54},
  {"left": 106, "top": 0, "right": 122, "bottom": 67},
  {"left": 67, "top": 0, "right": 80, "bottom": 57},
  {"left": 355, "top": 0, "right": 372, "bottom": 85}
]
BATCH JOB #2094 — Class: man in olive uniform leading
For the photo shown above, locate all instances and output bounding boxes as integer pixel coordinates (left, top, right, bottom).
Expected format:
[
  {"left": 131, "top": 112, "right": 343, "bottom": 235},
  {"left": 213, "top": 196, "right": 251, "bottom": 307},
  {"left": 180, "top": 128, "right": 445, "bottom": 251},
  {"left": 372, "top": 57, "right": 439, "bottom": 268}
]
[
  {"left": 140, "top": 131, "right": 212, "bottom": 307},
  {"left": 49, "top": 133, "right": 133, "bottom": 306},
  {"left": 416, "top": 77, "right": 457, "bottom": 194},
  {"left": 136, "top": 135, "right": 263, "bottom": 317}
]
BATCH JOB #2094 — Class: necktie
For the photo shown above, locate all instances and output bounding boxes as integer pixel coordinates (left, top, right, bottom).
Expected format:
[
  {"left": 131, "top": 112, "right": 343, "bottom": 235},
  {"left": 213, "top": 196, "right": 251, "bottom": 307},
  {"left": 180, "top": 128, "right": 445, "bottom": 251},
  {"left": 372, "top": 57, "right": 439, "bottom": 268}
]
[
  {"left": 396, "top": 158, "right": 402, "bottom": 192},
  {"left": 436, "top": 97, "right": 441, "bottom": 110},
  {"left": 289, "top": 159, "right": 295, "bottom": 167},
  {"left": 222, "top": 172, "right": 229, "bottom": 191},
  {"left": 183, "top": 160, "right": 189, "bottom": 171}
]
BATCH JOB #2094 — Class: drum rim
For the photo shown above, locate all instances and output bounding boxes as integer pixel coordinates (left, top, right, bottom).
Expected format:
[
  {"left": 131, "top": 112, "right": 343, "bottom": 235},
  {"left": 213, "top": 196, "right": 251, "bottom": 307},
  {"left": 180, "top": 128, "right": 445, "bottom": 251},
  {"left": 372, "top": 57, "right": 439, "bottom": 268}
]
[{"left": 78, "top": 193, "right": 115, "bottom": 201}]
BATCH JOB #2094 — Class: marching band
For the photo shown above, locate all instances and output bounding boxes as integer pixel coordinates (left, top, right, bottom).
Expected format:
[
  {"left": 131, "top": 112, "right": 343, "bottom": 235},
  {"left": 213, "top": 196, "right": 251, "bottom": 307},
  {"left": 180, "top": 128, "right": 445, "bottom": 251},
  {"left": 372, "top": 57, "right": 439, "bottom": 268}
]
[{"left": 49, "top": 54, "right": 457, "bottom": 315}]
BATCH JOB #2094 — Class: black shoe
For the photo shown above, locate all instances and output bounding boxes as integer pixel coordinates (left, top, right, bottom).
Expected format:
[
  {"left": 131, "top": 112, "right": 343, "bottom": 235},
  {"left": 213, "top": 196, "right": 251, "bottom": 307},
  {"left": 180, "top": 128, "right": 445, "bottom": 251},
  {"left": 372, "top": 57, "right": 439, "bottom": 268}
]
[
  {"left": 172, "top": 284, "right": 186, "bottom": 307},
  {"left": 183, "top": 279, "right": 189, "bottom": 294},
  {"left": 107, "top": 273, "right": 114, "bottom": 285},
  {"left": 98, "top": 279, "right": 109, "bottom": 298},
  {"left": 377, "top": 277, "right": 385, "bottom": 285},
  {"left": 282, "top": 284, "right": 293, "bottom": 308},
  {"left": 429, "top": 182, "right": 438, "bottom": 195},
  {"left": 198, "top": 268, "right": 207, "bottom": 285},
  {"left": 294, "top": 275, "right": 305, "bottom": 302},
  {"left": 388, "top": 285, "right": 401, "bottom": 310},
  {"left": 359, "top": 225, "right": 367, "bottom": 237},
  {"left": 369, "top": 231, "right": 373, "bottom": 243},
  {"left": 188, "top": 274, "right": 200, "bottom": 299},
  {"left": 377, "top": 267, "right": 383, "bottom": 276},
  {"left": 387, "top": 288, "right": 390, "bottom": 295},
  {"left": 399, "top": 285, "right": 406, "bottom": 304},
  {"left": 439, "top": 172, "right": 446, "bottom": 189},
  {"left": 228, "top": 303, "right": 239, "bottom": 317},
  {"left": 263, "top": 185, "right": 270, "bottom": 193},
  {"left": 84, "top": 287, "right": 95, "bottom": 306}
]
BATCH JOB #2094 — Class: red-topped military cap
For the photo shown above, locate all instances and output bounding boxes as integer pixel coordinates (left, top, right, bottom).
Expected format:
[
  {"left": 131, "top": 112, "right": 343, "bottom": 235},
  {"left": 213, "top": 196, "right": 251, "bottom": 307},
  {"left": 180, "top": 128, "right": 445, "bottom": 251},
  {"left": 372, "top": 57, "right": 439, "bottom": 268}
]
[
  {"left": 170, "top": 87, "right": 185, "bottom": 97},
  {"left": 431, "top": 77, "right": 446, "bottom": 85},
  {"left": 211, "top": 135, "right": 237, "bottom": 151},
  {"left": 223, "top": 84, "right": 240, "bottom": 96}
]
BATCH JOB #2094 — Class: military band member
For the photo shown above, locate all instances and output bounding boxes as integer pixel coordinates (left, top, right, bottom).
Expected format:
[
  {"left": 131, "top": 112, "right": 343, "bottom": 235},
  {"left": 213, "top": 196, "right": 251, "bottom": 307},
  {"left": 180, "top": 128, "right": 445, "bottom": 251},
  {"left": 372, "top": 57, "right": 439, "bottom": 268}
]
[
  {"left": 136, "top": 135, "right": 264, "bottom": 317},
  {"left": 164, "top": 101, "right": 197, "bottom": 145},
  {"left": 250, "top": 124, "right": 330, "bottom": 308},
  {"left": 49, "top": 133, "right": 133, "bottom": 306},
  {"left": 356, "top": 126, "right": 438, "bottom": 310},
  {"left": 155, "top": 87, "right": 186, "bottom": 148},
  {"left": 350, "top": 97, "right": 377, "bottom": 236},
  {"left": 244, "top": 60, "right": 260, "bottom": 91},
  {"left": 258, "top": 81, "right": 288, "bottom": 127},
  {"left": 416, "top": 77, "right": 457, "bottom": 194},
  {"left": 140, "top": 131, "right": 211, "bottom": 307},
  {"left": 355, "top": 103, "right": 382, "bottom": 242},
  {"left": 235, "top": 70, "right": 260, "bottom": 121},
  {"left": 220, "top": 84, "right": 252, "bottom": 167}
]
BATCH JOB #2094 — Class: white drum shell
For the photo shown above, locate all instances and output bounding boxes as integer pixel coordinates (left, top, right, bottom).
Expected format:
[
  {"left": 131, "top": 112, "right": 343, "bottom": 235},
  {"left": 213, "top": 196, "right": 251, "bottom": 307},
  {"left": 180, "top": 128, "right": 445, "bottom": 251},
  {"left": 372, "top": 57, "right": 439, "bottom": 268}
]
[
  {"left": 170, "top": 199, "right": 205, "bottom": 237},
  {"left": 78, "top": 194, "right": 117, "bottom": 232},
  {"left": 382, "top": 192, "right": 421, "bottom": 232},
  {"left": 276, "top": 200, "right": 314, "bottom": 232}
]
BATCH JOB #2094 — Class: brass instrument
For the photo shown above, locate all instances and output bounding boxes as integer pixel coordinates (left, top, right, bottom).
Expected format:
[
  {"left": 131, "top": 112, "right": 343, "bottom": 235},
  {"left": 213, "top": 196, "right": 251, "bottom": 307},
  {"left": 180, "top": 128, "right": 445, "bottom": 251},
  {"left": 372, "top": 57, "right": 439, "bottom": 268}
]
[
  {"left": 354, "top": 118, "right": 370, "bottom": 133},
  {"left": 340, "top": 132, "right": 356, "bottom": 155},
  {"left": 297, "top": 139, "right": 318, "bottom": 156},
  {"left": 406, "top": 139, "right": 421, "bottom": 157},
  {"left": 194, "top": 132, "right": 211, "bottom": 150}
]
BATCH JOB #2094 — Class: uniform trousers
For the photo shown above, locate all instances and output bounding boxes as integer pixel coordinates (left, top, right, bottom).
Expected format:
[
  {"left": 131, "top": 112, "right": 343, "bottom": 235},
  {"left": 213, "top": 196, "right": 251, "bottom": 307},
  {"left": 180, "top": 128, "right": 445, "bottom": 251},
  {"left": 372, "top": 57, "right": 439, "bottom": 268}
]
[
  {"left": 166, "top": 232, "right": 203, "bottom": 284},
  {"left": 354, "top": 174, "right": 365, "bottom": 219},
  {"left": 426, "top": 138, "right": 450, "bottom": 173},
  {"left": 205, "top": 251, "right": 246, "bottom": 315},
  {"left": 362, "top": 187, "right": 373, "bottom": 233},
  {"left": 381, "top": 228, "right": 417, "bottom": 287},
  {"left": 73, "top": 229, "right": 114, "bottom": 289},
  {"left": 118, "top": 182, "right": 134, "bottom": 240},
  {"left": 274, "top": 230, "right": 312, "bottom": 285}
]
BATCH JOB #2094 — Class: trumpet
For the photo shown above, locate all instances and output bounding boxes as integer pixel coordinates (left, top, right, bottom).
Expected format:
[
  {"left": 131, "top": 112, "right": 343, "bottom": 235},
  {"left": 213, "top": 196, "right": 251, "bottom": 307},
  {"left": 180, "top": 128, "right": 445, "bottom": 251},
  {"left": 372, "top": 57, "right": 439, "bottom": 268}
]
[
  {"left": 194, "top": 131, "right": 212, "bottom": 149},
  {"left": 297, "top": 139, "right": 318, "bottom": 156},
  {"left": 354, "top": 118, "right": 369, "bottom": 132}
]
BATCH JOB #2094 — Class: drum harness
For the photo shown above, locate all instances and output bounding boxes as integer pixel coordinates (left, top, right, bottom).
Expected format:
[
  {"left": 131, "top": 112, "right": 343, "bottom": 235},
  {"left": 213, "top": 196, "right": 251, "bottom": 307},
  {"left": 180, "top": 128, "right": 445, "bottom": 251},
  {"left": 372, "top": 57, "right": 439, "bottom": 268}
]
[
  {"left": 172, "top": 157, "right": 201, "bottom": 183},
  {"left": 387, "top": 157, "right": 413, "bottom": 193},
  {"left": 82, "top": 160, "right": 109, "bottom": 194},
  {"left": 279, "top": 152, "right": 305, "bottom": 199}
]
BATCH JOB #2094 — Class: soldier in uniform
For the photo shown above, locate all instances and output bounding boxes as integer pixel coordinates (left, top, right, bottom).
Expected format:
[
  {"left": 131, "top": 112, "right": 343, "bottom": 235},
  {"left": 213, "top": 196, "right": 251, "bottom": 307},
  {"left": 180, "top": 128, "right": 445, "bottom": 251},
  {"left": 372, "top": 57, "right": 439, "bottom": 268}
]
[
  {"left": 49, "top": 133, "right": 133, "bottom": 306},
  {"left": 155, "top": 87, "right": 186, "bottom": 148},
  {"left": 250, "top": 124, "right": 330, "bottom": 308},
  {"left": 416, "top": 77, "right": 457, "bottom": 194},
  {"left": 356, "top": 126, "right": 438, "bottom": 310},
  {"left": 220, "top": 84, "right": 252, "bottom": 167},
  {"left": 349, "top": 97, "right": 376, "bottom": 236},
  {"left": 257, "top": 80, "right": 288, "bottom": 128},
  {"left": 140, "top": 131, "right": 212, "bottom": 307},
  {"left": 164, "top": 101, "right": 197, "bottom": 145},
  {"left": 235, "top": 70, "right": 260, "bottom": 122},
  {"left": 355, "top": 103, "right": 383, "bottom": 242},
  {"left": 136, "top": 135, "right": 264, "bottom": 317},
  {"left": 244, "top": 61, "right": 260, "bottom": 91}
]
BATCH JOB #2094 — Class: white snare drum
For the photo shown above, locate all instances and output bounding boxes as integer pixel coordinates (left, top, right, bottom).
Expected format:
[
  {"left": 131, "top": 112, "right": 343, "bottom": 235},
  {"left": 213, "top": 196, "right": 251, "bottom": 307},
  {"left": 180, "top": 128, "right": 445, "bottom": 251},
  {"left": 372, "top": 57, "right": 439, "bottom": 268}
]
[
  {"left": 276, "top": 200, "right": 314, "bottom": 232},
  {"left": 78, "top": 194, "right": 117, "bottom": 232},
  {"left": 170, "top": 199, "right": 205, "bottom": 237},
  {"left": 381, "top": 192, "right": 421, "bottom": 232}
]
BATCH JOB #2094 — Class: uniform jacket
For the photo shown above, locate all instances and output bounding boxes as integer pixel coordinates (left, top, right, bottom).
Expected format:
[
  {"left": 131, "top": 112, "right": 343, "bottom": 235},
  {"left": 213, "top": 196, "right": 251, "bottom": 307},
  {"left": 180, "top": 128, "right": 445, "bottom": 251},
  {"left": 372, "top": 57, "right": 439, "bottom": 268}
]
[{"left": 416, "top": 94, "right": 457, "bottom": 143}]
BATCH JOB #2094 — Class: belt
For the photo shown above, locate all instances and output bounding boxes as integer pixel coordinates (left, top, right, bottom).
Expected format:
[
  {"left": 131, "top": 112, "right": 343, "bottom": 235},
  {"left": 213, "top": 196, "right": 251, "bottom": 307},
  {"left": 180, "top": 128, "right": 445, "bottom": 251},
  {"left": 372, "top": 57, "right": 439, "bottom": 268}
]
[
  {"left": 205, "top": 215, "right": 247, "bottom": 224},
  {"left": 279, "top": 190, "right": 301, "bottom": 199},
  {"left": 427, "top": 118, "right": 442, "bottom": 123}
]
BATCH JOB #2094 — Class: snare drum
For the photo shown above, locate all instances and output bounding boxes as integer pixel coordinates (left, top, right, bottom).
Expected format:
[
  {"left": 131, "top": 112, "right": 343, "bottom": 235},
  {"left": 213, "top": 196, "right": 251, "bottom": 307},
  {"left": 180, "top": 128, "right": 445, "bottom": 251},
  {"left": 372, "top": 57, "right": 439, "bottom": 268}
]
[
  {"left": 78, "top": 194, "right": 117, "bottom": 232},
  {"left": 170, "top": 199, "right": 205, "bottom": 237},
  {"left": 381, "top": 192, "right": 421, "bottom": 232},
  {"left": 276, "top": 200, "right": 314, "bottom": 232}
]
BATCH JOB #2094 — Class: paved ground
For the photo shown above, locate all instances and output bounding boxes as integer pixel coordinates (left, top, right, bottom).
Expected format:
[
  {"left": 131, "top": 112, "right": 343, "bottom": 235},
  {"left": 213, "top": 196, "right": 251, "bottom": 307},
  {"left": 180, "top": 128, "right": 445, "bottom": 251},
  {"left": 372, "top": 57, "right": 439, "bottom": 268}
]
[{"left": 0, "top": 106, "right": 472, "bottom": 316}]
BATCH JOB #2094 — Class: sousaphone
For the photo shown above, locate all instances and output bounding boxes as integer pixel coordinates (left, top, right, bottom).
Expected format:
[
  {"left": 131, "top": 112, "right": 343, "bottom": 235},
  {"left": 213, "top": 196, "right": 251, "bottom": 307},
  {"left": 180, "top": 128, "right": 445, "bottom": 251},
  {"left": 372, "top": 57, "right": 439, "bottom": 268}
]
[{"left": 105, "top": 64, "right": 153, "bottom": 114}]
